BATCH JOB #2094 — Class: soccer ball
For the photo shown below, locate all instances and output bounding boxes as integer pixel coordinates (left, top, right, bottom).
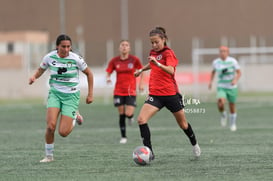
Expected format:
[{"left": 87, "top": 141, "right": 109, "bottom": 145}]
[{"left": 132, "top": 146, "right": 152, "bottom": 165}]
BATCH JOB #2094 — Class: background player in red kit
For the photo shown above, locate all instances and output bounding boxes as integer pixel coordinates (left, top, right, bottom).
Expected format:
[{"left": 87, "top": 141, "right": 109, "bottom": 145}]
[
  {"left": 134, "top": 27, "right": 201, "bottom": 159},
  {"left": 106, "top": 40, "right": 144, "bottom": 144}
]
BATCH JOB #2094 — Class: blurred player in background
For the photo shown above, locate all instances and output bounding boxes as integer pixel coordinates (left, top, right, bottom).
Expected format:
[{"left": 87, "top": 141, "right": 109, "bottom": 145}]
[
  {"left": 106, "top": 40, "right": 144, "bottom": 144},
  {"left": 209, "top": 46, "right": 241, "bottom": 131},
  {"left": 134, "top": 27, "right": 201, "bottom": 159},
  {"left": 29, "top": 34, "right": 94, "bottom": 162}
]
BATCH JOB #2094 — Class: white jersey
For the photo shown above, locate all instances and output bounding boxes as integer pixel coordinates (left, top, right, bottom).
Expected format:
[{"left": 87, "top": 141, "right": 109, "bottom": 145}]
[
  {"left": 40, "top": 50, "right": 88, "bottom": 93},
  {"left": 212, "top": 56, "right": 240, "bottom": 89}
]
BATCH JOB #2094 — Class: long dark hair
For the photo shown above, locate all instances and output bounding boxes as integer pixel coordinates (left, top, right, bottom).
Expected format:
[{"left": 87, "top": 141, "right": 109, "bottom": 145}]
[{"left": 149, "top": 27, "right": 168, "bottom": 46}]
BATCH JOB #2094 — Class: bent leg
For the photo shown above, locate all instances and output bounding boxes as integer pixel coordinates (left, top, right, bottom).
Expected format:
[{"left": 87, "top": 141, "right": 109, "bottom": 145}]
[
  {"left": 173, "top": 110, "right": 197, "bottom": 146},
  {"left": 137, "top": 103, "right": 158, "bottom": 125},
  {"left": 125, "top": 105, "right": 135, "bottom": 117},
  {"left": 173, "top": 109, "right": 188, "bottom": 129},
  {"left": 137, "top": 103, "right": 159, "bottom": 154},
  {"left": 217, "top": 98, "right": 226, "bottom": 112},
  {"left": 58, "top": 115, "right": 74, "bottom": 137},
  {"left": 125, "top": 105, "right": 135, "bottom": 126}
]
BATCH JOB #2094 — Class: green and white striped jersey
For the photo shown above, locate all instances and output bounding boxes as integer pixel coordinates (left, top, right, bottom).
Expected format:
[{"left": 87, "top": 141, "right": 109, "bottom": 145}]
[
  {"left": 212, "top": 56, "right": 240, "bottom": 89},
  {"left": 40, "top": 50, "right": 88, "bottom": 93}
]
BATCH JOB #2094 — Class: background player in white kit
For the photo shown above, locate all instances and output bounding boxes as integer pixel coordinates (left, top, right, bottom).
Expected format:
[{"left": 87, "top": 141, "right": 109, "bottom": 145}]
[
  {"left": 209, "top": 46, "right": 241, "bottom": 131},
  {"left": 29, "top": 34, "right": 94, "bottom": 162}
]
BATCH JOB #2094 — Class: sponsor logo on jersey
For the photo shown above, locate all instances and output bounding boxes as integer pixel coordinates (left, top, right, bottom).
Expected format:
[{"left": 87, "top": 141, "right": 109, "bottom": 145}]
[
  {"left": 128, "top": 63, "right": 133, "bottom": 69},
  {"left": 55, "top": 78, "right": 70, "bottom": 81},
  {"left": 57, "top": 67, "right": 67, "bottom": 74},
  {"left": 67, "top": 61, "right": 73, "bottom": 68},
  {"left": 156, "top": 55, "right": 162, "bottom": 60}
]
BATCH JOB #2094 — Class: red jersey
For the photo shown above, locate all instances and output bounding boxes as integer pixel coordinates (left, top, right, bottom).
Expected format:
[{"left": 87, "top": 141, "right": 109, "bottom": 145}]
[
  {"left": 106, "top": 55, "right": 142, "bottom": 96},
  {"left": 149, "top": 46, "right": 179, "bottom": 96}
]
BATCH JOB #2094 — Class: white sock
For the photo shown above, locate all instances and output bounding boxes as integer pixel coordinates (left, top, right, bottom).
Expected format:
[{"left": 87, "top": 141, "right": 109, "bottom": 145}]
[
  {"left": 72, "top": 113, "right": 78, "bottom": 127},
  {"left": 229, "top": 113, "right": 237, "bottom": 125},
  {"left": 45, "top": 143, "right": 54, "bottom": 157},
  {"left": 72, "top": 119, "right": 76, "bottom": 127},
  {"left": 221, "top": 111, "right": 227, "bottom": 118}
]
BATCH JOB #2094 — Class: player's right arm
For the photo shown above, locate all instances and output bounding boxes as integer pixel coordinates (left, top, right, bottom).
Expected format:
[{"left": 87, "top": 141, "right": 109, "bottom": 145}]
[
  {"left": 208, "top": 69, "right": 215, "bottom": 90},
  {"left": 29, "top": 67, "right": 46, "bottom": 85},
  {"left": 106, "top": 72, "right": 112, "bottom": 84},
  {"left": 105, "top": 58, "right": 115, "bottom": 84}
]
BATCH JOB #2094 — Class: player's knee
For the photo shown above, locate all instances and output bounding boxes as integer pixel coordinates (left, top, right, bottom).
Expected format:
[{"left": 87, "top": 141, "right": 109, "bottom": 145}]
[
  {"left": 177, "top": 118, "right": 188, "bottom": 130},
  {"left": 46, "top": 124, "right": 56, "bottom": 134},
  {"left": 58, "top": 127, "right": 72, "bottom": 137},
  {"left": 180, "top": 122, "right": 188, "bottom": 130},
  {"left": 137, "top": 115, "right": 147, "bottom": 125},
  {"left": 59, "top": 130, "right": 69, "bottom": 137},
  {"left": 125, "top": 113, "right": 133, "bottom": 118},
  {"left": 218, "top": 99, "right": 225, "bottom": 107}
]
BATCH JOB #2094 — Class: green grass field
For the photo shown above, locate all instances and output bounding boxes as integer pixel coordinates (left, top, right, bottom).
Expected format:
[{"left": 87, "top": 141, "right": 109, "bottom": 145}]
[{"left": 0, "top": 94, "right": 273, "bottom": 181}]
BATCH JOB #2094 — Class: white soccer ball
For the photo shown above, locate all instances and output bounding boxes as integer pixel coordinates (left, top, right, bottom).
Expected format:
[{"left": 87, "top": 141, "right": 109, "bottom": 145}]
[{"left": 132, "top": 146, "right": 152, "bottom": 165}]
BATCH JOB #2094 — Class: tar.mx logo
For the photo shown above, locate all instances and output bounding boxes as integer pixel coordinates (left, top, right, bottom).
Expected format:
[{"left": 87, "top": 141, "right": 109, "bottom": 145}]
[
  {"left": 182, "top": 96, "right": 201, "bottom": 106},
  {"left": 182, "top": 95, "right": 205, "bottom": 114}
]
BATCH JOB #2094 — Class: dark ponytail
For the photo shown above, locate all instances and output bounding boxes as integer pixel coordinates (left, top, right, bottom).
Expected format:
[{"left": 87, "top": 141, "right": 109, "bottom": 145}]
[{"left": 149, "top": 27, "right": 168, "bottom": 46}]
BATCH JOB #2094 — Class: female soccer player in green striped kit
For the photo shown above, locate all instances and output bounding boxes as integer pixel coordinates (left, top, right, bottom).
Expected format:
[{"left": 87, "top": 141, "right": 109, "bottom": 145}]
[
  {"left": 29, "top": 34, "right": 94, "bottom": 162},
  {"left": 209, "top": 46, "right": 241, "bottom": 131}
]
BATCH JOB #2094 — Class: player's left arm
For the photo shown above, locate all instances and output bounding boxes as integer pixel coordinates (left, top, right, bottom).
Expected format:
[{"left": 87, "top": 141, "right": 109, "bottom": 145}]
[
  {"left": 231, "top": 69, "right": 242, "bottom": 85},
  {"left": 82, "top": 67, "right": 94, "bottom": 104},
  {"left": 158, "top": 64, "right": 174, "bottom": 75}
]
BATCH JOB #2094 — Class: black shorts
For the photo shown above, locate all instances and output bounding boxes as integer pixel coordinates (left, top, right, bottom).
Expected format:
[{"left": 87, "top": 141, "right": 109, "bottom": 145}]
[
  {"left": 113, "top": 95, "right": 136, "bottom": 107},
  {"left": 145, "top": 93, "right": 184, "bottom": 113}
]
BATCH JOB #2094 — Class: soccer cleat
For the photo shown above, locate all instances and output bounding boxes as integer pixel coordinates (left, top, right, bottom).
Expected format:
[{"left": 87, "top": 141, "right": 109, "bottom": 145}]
[
  {"left": 150, "top": 152, "right": 155, "bottom": 161},
  {"left": 128, "top": 117, "right": 134, "bottom": 126},
  {"left": 40, "top": 156, "right": 54, "bottom": 163},
  {"left": 192, "top": 143, "right": 201, "bottom": 158},
  {"left": 119, "top": 137, "right": 127, "bottom": 144},
  {"left": 76, "top": 112, "right": 84, "bottom": 125},
  {"left": 230, "top": 124, "right": 237, "bottom": 131}
]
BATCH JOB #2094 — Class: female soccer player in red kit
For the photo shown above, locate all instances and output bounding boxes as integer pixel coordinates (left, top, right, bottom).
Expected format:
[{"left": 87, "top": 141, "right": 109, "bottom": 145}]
[
  {"left": 135, "top": 27, "right": 201, "bottom": 159},
  {"left": 106, "top": 40, "right": 144, "bottom": 144}
]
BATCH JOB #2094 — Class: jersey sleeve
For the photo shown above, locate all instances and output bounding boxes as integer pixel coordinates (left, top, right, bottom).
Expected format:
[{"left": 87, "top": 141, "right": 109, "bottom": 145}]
[
  {"left": 77, "top": 55, "right": 88, "bottom": 71},
  {"left": 106, "top": 58, "right": 115, "bottom": 73},
  {"left": 134, "top": 56, "right": 143, "bottom": 69},
  {"left": 212, "top": 59, "right": 217, "bottom": 70},
  {"left": 233, "top": 59, "right": 240, "bottom": 70},
  {"left": 40, "top": 55, "right": 49, "bottom": 70},
  {"left": 165, "top": 50, "right": 178, "bottom": 67}
]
